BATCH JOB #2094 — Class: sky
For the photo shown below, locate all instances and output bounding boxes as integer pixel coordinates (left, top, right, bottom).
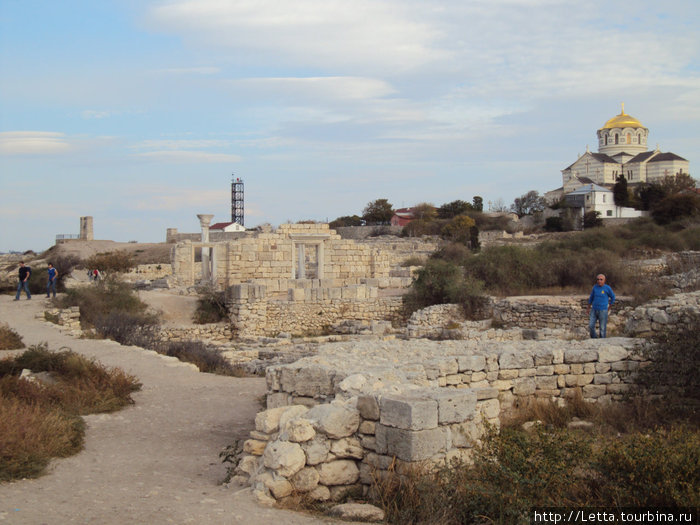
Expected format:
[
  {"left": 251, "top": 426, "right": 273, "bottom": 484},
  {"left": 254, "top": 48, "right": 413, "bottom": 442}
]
[{"left": 1, "top": 0, "right": 699, "bottom": 252}]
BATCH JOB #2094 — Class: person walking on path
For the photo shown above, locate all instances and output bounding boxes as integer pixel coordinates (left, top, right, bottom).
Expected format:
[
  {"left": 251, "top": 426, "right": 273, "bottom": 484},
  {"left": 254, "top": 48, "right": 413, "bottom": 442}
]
[
  {"left": 14, "top": 261, "right": 31, "bottom": 300},
  {"left": 46, "top": 262, "right": 58, "bottom": 298},
  {"left": 587, "top": 273, "right": 615, "bottom": 338}
]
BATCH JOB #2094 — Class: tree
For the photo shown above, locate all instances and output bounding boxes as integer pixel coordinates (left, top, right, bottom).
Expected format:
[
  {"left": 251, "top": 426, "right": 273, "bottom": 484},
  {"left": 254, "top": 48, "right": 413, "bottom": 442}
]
[
  {"left": 329, "top": 215, "right": 363, "bottom": 228},
  {"left": 613, "top": 174, "right": 629, "bottom": 207},
  {"left": 636, "top": 184, "right": 667, "bottom": 211},
  {"left": 441, "top": 215, "right": 476, "bottom": 245},
  {"left": 583, "top": 211, "right": 603, "bottom": 229},
  {"left": 489, "top": 198, "right": 509, "bottom": 213},
  {"left": 472, "top": 196, "right": 483, "bottom": 212},
  {"left": 651, "top": 194, "right": 700, "bottom": 225},
  {"left": 437, "top": 200, "right": 472, "bottom": 219},
  {"left": 660, "top": 172, "right": 696, "bottom": 195},
  {"left": 411, "top": 202, "right": 437, "bottom": 222},
  {"left": 511, "top": 190, "right": 546, "bottom": 217},
  {"left": 362, "top": 199, "right": 394, "bottom": 224}
]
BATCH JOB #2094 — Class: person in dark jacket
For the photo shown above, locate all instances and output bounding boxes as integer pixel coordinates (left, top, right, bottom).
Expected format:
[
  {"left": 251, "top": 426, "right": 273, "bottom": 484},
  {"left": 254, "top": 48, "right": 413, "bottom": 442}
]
[{"left": 14, "top": 261, "right": 31, "bottom": 300}]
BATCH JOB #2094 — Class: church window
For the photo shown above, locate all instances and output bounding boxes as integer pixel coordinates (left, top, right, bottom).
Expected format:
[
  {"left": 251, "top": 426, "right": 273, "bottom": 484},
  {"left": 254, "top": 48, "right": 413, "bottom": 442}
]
[
  {"left": 607, "top": 210, "right": 613, "bottom": 216},
  {"left": 626, "top": 133, "right": 631, "bottom": 144},
  {"left": 605, "top": 135, "right": 608, "bottom": 145},
  {"left": 614, "top": 134, "right": 619, "bottom": 144},
  {"left": 603, "top": 194, "right": 606, "bottom": 203}
]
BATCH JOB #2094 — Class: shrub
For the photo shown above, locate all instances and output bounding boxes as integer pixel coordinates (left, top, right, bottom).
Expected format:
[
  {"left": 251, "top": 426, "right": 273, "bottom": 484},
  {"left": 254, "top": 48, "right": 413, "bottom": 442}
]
[
  {"left": 92, "top": 310, "right": 160, "bottom": 347},
  {"left": 583, "top": 210, "right": 603, "bottom": 229},
  {"left": 651, "top": 193, "right": 700, "bottom": 225},
  {"left": 163, "top": 340, "right": 242, "bottom": 376},
  {"left": 0, "top": 323, "right": 24, "bottom": 350},
  {"left": 0, "top": 344, "right": 141, "bottom": 481},
  {"left": 193, "top": 286, "right": 228, "bottom": 324},
  {"left": 440, "top": 215, "right": 476, "bottom": 246},
  {"left": 403, "top": 259, "right": 486, "bottom": 319},
  {"left": 596, "top": 426, "right": 700, "bottom": 506}
]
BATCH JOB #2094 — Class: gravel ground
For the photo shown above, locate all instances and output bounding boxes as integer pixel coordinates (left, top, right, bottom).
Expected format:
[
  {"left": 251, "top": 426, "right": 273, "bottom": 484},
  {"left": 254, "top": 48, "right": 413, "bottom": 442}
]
[{"left": 0, "top": 294, "right": 361, "bottom": 525}]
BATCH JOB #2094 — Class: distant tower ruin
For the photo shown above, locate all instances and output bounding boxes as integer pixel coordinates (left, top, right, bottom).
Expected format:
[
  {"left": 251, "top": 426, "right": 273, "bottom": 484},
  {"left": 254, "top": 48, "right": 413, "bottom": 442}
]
[
  {"left": 79, "top": 216, "right": 94, "bottom": 240},
  {"left": 231, "top": 176, "right": 244, "bottom": 226}
]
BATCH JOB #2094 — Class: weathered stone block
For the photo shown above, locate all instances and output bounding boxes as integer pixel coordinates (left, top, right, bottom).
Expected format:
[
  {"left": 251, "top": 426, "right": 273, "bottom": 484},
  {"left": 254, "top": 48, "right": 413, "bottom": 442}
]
[
  {"left": 280, "top": 365, "right": 335, "bottom": 397},
  {"left": 594, "top": 373, "right": 613, "bottom": 385},
  {"left": 357, "top": 395, "right": 380, "bottom": 420},
  {"left": 597, "top": 344, "right": 630, "bottom": 363},
  {"left": 330, "top": 437, "right": 364, "bottom": 459},
  {"left": 375, "top": 424, "right": 451, "bottom": 462},
  {"left": 583, "top": 384, "right": 607, "bottom": 398},
  {"left": 513, "top": 377, "right": 536, "bottom": 396},
  {"left": 243, "top": 439, "right": 267, "bottom": 456},
  {"left": 477, "top": 398, "right": 500, "bottom": 419},
  {"left": 318, "top": 460, "right": 360, "bottom": 486},
  {"left": 564, "top": 348, "right": 598, "bottom": 363},
  {"left": 449, "top": 421, "right": 482, "bottom": 447},
  {"left": 500, "top": 352, "right": 534, "bottom": 369},
  {"left": 427, "top": 389, "right": 477, "bottom": 424},
  {"left": 283, "top": 419, "right": 316, "bottom": 442},
  {"left": 379, "top": 395, "right": 438, "bottom": 430},
  {"left": 457, "top": 354, "right": 486, "bottom": 372},
  {"left": 535, "top": 375, "right": 558, "bottom": 390},
  {"left": 498, "top": 369, "right": 519, "bottom": 380},
  {"left": 291, "top": 466, "right": 320, "bottom": 492},
  {"left": 302, "top": 435, "right": 331, "bottom": 465},
  {"left": 306, "top": 404, "right": 360, "bottom": 438},
  {"left": 255, "top": 405, "right": 306, "bottom": 434},
  {"left": 359, "top": 420, "right": 376, "bottom": 435},
  {"left": 263, "top": 441, "right": 306, "bottom": 477}
]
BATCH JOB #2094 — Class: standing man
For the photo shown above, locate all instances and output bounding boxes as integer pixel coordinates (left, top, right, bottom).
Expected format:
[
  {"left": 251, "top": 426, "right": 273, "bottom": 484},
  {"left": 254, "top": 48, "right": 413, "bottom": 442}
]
[
  {"left": 46, "top": 262, "right": 58, "bottom": 298},
  {"left": 587, "top": 274, "right": 615, "bottom": 338},
  {"left": 14, "top": 261, "right": 31, "bottom": 300}
]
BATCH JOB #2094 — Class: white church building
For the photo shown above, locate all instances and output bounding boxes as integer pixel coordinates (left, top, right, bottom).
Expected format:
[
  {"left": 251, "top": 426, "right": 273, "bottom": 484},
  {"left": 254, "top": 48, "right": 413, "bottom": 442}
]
[{"left": 546, "top": 105, "right": 690, "bottom": 212}]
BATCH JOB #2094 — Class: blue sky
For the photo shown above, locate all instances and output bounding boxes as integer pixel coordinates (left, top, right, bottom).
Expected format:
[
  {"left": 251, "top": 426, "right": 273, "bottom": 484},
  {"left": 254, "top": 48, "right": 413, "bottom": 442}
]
[{"left": 1, "top": 0, "right": 699, "bottom": 252}]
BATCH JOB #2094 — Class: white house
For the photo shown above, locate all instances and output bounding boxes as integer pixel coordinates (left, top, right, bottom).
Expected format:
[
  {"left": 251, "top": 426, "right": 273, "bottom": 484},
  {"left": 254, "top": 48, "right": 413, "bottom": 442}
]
[
  {"left": 565, "top": 184, "right": 644, "bottom": 219},
  {"left": 209, "top": 221, "right": 246, "bottom": 233}
]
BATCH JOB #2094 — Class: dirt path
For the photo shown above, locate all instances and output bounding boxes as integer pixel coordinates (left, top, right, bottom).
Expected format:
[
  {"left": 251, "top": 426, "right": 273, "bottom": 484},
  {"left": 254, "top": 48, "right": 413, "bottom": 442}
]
[{"left": 0, "top": 295, "right": 358, "bottom": 525}]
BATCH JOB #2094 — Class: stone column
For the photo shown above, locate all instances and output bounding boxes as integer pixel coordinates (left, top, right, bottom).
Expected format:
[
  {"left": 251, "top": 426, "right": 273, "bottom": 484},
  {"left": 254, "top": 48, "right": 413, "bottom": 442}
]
[
  {"left": 296, "top": 243, "right": 305, "bottom": 279},
  {"left": 197, "top": 214, "right": 214, "bottom": 282},
  {"left": 80, "top": 216, "right": 94, "bottom": 240}
]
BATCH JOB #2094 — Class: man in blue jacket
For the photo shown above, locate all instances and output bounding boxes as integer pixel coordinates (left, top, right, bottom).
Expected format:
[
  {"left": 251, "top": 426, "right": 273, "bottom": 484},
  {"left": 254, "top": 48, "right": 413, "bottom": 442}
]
[{"left": 587, "top": 274, "right": 615, "bottom": 338}]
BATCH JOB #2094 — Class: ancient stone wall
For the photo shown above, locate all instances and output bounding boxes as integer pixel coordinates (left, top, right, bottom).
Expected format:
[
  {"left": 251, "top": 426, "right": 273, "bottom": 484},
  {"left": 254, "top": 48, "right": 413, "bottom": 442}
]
[
  {"left": 237, "top": 337, "right": 643, "bottom": 503},
  {"left": 227, "top": 282, "right": 405, "bottom": 337},
  {"left": 158, "top": 324, "right": 232, "bottom": 343}
]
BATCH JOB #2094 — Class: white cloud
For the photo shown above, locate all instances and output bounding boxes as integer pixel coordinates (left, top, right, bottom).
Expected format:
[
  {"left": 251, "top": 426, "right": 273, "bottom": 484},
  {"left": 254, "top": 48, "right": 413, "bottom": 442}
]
[
  {"left": 136, "top": 150, "right": 241, "bottom": 163},
  {"left": 0, "top": 131, "right": 73, "bottom": 155},
  {"left": 228, "top": 76, "right": 396, "bottom": 102},
  {"left": 81, "top": 110, "right": 114, "bottom": 119}
]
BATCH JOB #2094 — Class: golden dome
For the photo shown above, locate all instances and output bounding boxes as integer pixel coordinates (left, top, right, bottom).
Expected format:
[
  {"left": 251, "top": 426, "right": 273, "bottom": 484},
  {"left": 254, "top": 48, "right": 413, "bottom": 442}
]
[{"left": 601, "top": 103, "right": 645, "bottom": 129}]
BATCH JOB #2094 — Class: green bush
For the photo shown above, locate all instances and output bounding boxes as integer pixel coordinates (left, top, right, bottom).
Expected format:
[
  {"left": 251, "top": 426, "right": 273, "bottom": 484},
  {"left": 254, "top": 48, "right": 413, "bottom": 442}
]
[{"left": 596, "top": 426, "right": 700, "bottom": 506}]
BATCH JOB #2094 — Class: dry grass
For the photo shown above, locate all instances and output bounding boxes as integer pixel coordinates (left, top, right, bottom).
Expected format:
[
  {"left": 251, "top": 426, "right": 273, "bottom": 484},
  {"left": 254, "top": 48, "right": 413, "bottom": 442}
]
[
  {"left": 0, "top": 344, "right": 141, "bottom": 481},
  {"left": 0, "top": 323, "right": 24, "bottom": 350}
]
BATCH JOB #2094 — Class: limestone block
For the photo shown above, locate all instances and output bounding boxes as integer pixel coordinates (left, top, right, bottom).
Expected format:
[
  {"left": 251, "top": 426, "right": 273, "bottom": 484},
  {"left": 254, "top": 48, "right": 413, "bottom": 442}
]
[
  {"left": 356, "top": 396, "right": 380, "bottom": 420},
  {"left": 250, "top": 431, "right": 272, "bottom": 441},
  {"left": 283, "top": 419, "right": 316, "bottom": 443},
  {"left": 279, "top": 406, "right": 309, "bottom": 432},
  {"left": 594, "top": 373, "right": 613, "bottom": 385},
  {"left": 569, "top": 363, "right": 583, "bottom": 374},
  {"left": 583, "top": 384, "right": 607, "bottom": 398},
  {"left": 553, "top": 364, "right": 570, "bottom": 374},
  {"left": 606, "top": 384, "right": 632, "bottom": 394},
  {"left": 243, "top": 439, "right": 267, "bottom": 456},
  {"left": 379, "top": 395, "right": 438, "bottom": 431},
  {"left": 266, "top": 478, "right": 293, "bottom": 499},
  {"left": 306, "top": 404, "right": 361, "bottom": 438},
  {"left": 457, "top": 354, "right": 485, "bottom": 372},
  {"left": 564, "top": 348, "right": 598, "bottom": 363},
  {"left": 565, "top": 374, "right": 594, "bottom": 387},
  {"left": 595, "top": 363, "right": 611, "bottom": 373},
  {"left": 291, "top": 466, "right": 320, "bottom": 492},
  {"left": 498, "top": 369, "right": 519, "bottom": 380},
  {"left": 330, "top": 437, "right": 364, "bottom": 459},
  {"left": 280, "top": 365, "right": 335, "bottom": 397},
  {"left": 518, "top": 368, "right": 537, "bottom": 377},
  {"left": 359, "top": 420, "right": 376, "bottom": 435},
  {"left": 557, "top": 375, "right": 566, "bottom": 388},
  {"left": 611, "top": 361, "right": 639, "bottom": 372},
  {"left": 535, "top": 375, "right": 558, "bottom": 390},
  {"left": 263, "top": 441, "right": 306, "bottom": 477},
  {"left": 327, "top": 503, "right": 385, "bottom": 523},
  {"left": 471, "top": 371, "right": 487, "bottom": 382},
  {"left": 513, "top": 378, "right": 536, "bottom": 396},
  {"left": 329, "top": 484, "right": 363, "bottom": 502},
  {"left": 533, "top": 348, "right": 555, "bottom": 366},
  {"left": 375, "top": 424, "right": 451, "bottom": 462},
  {"left": 583, "top": 363, "right": 596, "bottom": 374},
  {"left": 477, "top": 399, "right": 500, "bottom": 420},
  {"left": 237, "top": 455, "right": 261, "bottom": 475},
  {"left": 308, "top": 485, "right": 331, "bottom": 501},
  {"left": 256, "top": 405, "right": 307, "bottom": 434},
  {"left": 499, "top": 352, "right": 534, "bottom": 369},
  {"left": 536, "top": 366, "right": 554, "bottom": 376},
  {"left": 474, "top": 387, "right": 498, "bottom": 400},
  {"left": 449, "top": 421, "right": 482, "bottom": 447},
  {"left": 318, "top": 460, "right": 360, "bottom": 486},
  {"left": 427, "top": 389, "right": 477, "bottom": 425},
  {"left": 302, "top": 435, "right": 331, "bottom": 465},
  {"left": 597, "top": 344, "right": 630, "bottom": 363},
  {"left": 360, "top": 435, "right": 377, "bottom": 451},
  {"left": 492, "top": 380, "right": 513, "bottom": 391}
]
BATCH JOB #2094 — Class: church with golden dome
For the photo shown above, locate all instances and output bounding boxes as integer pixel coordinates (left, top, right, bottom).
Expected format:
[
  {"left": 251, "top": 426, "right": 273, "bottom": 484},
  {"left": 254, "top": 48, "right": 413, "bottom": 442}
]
[{"left": 560, "top": 104, "right": 690, "bottom": 192}]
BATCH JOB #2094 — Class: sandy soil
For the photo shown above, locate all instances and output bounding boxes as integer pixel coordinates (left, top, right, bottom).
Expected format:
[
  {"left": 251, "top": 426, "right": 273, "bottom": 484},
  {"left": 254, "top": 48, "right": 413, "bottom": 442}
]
[
  {"left": 137, "top": 290, "right": 201, "bottom": 328},
  {"left": 0, "top": 295, "right": 360, "bottom": 525}
]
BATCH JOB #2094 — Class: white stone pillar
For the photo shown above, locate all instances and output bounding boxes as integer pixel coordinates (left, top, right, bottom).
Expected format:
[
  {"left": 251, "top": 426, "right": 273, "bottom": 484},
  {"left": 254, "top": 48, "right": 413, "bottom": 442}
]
[
  {"left": 197, "top": 214, "right": 214, "bottom": 282},
  {"left": 297, "top": 243, "right": 305, "bottom": 279}
]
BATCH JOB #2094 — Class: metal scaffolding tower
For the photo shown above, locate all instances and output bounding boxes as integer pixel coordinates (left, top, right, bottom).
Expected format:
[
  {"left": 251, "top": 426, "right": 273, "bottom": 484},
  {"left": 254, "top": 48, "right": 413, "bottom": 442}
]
[{"left": 231, "top": 176, "right": 244, "bottom": 226}]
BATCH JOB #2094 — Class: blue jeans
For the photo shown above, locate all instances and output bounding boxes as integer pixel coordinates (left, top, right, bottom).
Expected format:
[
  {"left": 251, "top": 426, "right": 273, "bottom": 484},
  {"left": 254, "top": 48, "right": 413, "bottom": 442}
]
[
  {"left": 47, "top": 279, "right": 57, "bottom": 298},
  {"left": 15, "top": 280, "right": 31, "bottom": 299},
  {"left": 589, "top": 308, "right": 608, "bottom": 338}
]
